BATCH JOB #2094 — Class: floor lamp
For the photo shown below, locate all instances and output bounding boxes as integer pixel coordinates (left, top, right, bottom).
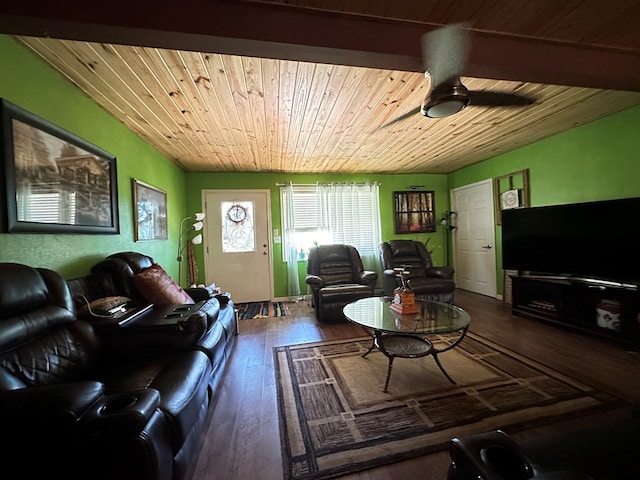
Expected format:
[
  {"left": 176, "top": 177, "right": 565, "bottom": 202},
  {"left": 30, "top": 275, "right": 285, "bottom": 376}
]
[
  {"left": 440, "top": 211, "right": 457, "bottom": 266},
  {"left": 177, "top": 212, "right": 205, "bottom": 286}
]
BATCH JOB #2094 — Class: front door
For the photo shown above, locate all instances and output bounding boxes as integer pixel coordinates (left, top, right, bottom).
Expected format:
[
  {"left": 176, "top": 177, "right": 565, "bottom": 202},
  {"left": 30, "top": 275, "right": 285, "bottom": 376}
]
[
  {"left": 203, "top": 189, "right": 273, "bottom": 303},
  {"left": 450, "top": 179, "right": 497, "bottom": 297}
]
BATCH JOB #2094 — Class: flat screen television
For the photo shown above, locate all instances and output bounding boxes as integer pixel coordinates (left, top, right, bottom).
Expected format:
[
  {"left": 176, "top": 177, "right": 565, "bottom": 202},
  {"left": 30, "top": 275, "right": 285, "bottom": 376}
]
[{"left": 501, "top": 197, "right": 640, "bottom": 283}]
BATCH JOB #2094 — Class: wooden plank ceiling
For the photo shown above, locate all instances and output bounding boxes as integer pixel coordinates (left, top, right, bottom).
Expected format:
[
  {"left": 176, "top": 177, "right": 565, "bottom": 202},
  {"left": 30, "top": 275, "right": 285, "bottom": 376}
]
[{"left": 4, "top": 0, "right": 640, "bottom": 174}]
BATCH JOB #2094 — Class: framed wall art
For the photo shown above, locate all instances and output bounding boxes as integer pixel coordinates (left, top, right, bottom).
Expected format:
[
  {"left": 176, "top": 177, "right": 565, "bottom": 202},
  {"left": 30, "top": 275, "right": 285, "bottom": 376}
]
[
  {"left": 132, "top": 178, "right": 167, "bottom": 241},
  {"left": 393, "top": 190, "right": 436, "bottom": 234},
  {"left": 493, "top": 169, "right": 530, "bottom": 224},
  {"left": 1, "top": 99, "right": 119, "bottom": 234}
]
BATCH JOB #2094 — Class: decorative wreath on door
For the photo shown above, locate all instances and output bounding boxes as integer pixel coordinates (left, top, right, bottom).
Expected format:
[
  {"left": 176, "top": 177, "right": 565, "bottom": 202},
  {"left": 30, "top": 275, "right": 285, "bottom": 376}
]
[{"left": 226, "top": 203, "right": 248, "bottom": 224}]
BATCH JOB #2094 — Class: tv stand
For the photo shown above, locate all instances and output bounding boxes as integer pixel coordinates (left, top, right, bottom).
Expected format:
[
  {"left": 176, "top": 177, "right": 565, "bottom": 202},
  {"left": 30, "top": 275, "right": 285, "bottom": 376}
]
[{"left": 510, "top": 274, "right": 640, "bottom": 348}]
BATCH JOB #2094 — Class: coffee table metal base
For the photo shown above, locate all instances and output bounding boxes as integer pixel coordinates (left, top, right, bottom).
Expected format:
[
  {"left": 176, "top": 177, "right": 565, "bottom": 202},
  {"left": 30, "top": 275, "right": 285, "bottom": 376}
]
[{"left": 362, "top": 327, "right": 469, "bottom": 392}]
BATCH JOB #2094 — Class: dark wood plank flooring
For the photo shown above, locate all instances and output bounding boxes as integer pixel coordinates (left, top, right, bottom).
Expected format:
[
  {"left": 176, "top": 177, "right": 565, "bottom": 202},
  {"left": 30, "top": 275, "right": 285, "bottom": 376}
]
[{"left": 191, "top": 289, "right": 640, "bottom": 480}]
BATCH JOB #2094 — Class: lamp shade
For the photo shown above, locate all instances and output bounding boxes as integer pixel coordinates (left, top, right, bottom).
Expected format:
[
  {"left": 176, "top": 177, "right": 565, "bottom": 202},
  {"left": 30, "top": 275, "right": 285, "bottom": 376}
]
[
  {"left": 191, "top": 233, "right": 203, "bottom": 245},
  {"left": 194, "top": 212, "right": 205, "bottom": 221},
  {"left": 192, "top": 221, "right": 204, "bottom": 232}
]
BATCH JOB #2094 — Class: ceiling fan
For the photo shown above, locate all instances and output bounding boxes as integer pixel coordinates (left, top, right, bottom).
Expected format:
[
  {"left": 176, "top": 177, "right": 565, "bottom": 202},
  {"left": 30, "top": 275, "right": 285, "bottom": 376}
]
[{"left": 381, "top": 23, "right": 535, "bottom": 128}]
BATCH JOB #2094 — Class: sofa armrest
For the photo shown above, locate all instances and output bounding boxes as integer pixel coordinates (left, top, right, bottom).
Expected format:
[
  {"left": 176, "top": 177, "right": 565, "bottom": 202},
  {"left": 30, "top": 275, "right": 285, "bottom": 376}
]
[
  {"left": 214, "top": 292, "right": 231, "bottom": 308},
  {"left": 0, "top": 381, "right": 105, "bottom": 426},
  {"left": 305, "top": 274, "right": 324, "bottom": 287},
  {"left": 426, "top": 266, "right": 454, "bottom": 279},
  {"left": 77, "top": 388, "right": 161, "bottom": 439},
  {"left": 184, "top": 285, "right": 216, "bottom": 302},
  {"left": 382, "top": 268, "right": 399, "bottom": 278},
  {"left": 358, "top": 270, "right": 378, "bottom": 287},
  {"left": 98, "top": 306, "right": 209, "bottom": 358}
]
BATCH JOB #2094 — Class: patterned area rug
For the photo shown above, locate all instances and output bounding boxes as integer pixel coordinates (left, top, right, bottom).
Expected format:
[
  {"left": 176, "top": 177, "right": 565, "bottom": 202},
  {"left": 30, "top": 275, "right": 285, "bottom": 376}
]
[
  {"left": 236, "top": 301, "right": 289, "bottom": 320},
  {"left": 274, "top": 333, "right": 626, "bottom": 480}
]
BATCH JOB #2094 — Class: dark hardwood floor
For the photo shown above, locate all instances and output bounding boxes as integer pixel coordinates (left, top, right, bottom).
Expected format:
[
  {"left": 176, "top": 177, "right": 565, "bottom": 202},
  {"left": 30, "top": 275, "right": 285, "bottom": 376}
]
[{"left": 191, "top": 289, "right": 640, "bottom": 480}]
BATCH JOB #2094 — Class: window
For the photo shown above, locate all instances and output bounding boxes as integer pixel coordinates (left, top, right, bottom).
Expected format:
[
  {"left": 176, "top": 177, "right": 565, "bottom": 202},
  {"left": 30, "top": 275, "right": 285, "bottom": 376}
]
[
  {"left": 221, "top": 201, "right": 255, "bottom": 253},
  {"left": 281, "top": 183, "right": 381, "bottom": 270}
]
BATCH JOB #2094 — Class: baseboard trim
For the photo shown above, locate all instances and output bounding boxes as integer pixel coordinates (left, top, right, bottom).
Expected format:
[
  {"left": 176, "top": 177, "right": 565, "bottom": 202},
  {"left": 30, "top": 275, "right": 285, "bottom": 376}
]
[{"left": 273, "top": 295, "right": 310, "bottom": 303}]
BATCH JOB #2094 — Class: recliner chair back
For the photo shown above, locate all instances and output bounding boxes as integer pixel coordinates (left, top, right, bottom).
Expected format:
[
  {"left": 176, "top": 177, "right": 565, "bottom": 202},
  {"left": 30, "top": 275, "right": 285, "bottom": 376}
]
[
  {"left": 91, "top": 251, "right": 155, "bottom": 302},
  {"left": 379, "top": 239, "right": 456, "bottom": 302},
  {"left": 380, "top": 239, "right": 434, "bottom": 278},
  {"left": 307, "top": 244, "right": 370, "bottom": 287},
  {"left": 305, "top": 244, "right": 378, "bottom": 322},
  {"left": 0, "top": 263, "right": 94, "bottom": 389}
]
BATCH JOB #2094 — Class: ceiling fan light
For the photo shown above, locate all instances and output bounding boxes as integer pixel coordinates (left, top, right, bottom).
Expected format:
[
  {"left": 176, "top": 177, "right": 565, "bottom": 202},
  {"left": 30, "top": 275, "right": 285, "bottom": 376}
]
[{"left": 421, "top": 82, "right": 470, "bottom": 118}]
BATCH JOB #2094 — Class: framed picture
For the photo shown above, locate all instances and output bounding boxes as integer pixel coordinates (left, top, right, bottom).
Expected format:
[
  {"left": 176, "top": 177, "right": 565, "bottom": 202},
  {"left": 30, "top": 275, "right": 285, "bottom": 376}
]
[
  {"left": 1, "top": 99, "right": 119, "bottom": 234},
  {"left": 393, "top": 190, "right": 436, "bottom": 234},
  {"left": 132, "top": 178, "right": 167, "bottom": 241},
  {"left": 493, "top": 169, "right": 530, "bottom": 224},
  {"left": 501, "top": 189, "right": 521, "bottom": 210}
]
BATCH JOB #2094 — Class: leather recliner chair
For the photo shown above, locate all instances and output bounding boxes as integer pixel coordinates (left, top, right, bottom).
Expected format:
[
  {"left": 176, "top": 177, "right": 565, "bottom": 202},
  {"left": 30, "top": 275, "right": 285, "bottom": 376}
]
[
  {"left": 305, "top": 244, "right": 378, "bottom": 322},
  {"left": 379, "top": 239, "right": 456, "bottom": 303},
  {"left": 0, "top": 262, "right": 212, "bottom": 480}
]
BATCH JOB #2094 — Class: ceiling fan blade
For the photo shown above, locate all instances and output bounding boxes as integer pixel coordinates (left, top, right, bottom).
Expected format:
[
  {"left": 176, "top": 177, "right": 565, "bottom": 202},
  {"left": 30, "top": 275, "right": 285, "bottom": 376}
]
[
  {"left": 422, "top": 23, "right": 470, "bottom": 88},
  {"left": 468, "top": 91, "right": 536, "bottom": 107},
  {"left": 379, "top": 106, "right": 421, "bottom": 129}
]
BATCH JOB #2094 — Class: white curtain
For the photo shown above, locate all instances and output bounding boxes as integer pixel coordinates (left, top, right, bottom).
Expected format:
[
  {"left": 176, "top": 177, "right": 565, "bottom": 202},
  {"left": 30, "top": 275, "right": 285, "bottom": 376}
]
[
  {"left": 316, "top": 182, "right": 382, "bottom": 273},
  {"left": 283, "top": 182, "right": 302, "bottom": 297}
]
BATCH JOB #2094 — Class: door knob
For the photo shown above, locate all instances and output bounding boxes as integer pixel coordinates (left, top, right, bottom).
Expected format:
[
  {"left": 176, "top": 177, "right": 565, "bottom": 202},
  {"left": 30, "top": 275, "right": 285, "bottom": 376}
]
[{"left": 482, "top": 245, "right": 493, "bottom": 249}]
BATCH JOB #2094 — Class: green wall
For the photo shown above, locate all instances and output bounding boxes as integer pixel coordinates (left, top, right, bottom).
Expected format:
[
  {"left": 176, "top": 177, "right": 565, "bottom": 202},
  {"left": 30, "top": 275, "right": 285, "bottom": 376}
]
[
  {"left": 0, "top": 36, "right": 188, "bottom": 278},
  {"left": 185, "top": 172, "right": 451, "bottom": 298},
  {"left": 449, "top": 105, "right": 640, "bottom": 293}
]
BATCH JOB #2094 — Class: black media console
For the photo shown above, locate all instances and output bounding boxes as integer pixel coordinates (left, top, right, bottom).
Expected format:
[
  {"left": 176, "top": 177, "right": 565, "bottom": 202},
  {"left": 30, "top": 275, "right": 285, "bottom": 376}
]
[{"left": 510, "top": 275, "right": 640, "bottom": 348}]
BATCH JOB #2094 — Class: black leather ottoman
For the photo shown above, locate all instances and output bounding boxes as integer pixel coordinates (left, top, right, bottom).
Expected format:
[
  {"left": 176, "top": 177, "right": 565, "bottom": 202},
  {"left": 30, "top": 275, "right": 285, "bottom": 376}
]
[
  {"left": 317, "top": 284, "right": 375, "bottom": 322},
  {"left": 447, "top": 404, "right": 640, "bottom": 480},
  {"left": 414, "top": 278, "right": 456, "bottom": 303},
  {"left": 448, "top": 429, "right": 592, "bottom": 479}
]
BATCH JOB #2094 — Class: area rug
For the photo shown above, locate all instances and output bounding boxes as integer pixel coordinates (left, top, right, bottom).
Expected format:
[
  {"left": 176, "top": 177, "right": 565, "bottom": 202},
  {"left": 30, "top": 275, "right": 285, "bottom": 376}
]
[
  {"left": 236, "top": 301, "right": 289, "bottom": 320},
  {"left": 274, "top": 332, "right": 626, "bottom": 480}
]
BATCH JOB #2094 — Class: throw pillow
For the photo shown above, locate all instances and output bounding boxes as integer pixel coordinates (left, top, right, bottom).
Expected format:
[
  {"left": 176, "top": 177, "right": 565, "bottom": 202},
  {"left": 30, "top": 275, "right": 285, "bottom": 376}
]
[
  {"left": 133, "top": 263, "right": 194, "bottom": 306},
  {"left": 77, "top": 295, "right": 132, "bottom": 318}
]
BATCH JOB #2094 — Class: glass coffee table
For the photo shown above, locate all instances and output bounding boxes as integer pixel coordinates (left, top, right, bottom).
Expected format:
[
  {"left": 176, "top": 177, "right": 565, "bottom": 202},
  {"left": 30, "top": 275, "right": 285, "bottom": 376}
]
[{"left": 343, "top": 296, "right": 471, "bottom": 392}]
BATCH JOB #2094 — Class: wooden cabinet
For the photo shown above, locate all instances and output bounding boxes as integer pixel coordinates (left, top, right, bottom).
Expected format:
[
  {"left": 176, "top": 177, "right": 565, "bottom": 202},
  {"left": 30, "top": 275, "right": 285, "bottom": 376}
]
[{"left": 510, "top": 275, "right": 640, "bottom": 348}]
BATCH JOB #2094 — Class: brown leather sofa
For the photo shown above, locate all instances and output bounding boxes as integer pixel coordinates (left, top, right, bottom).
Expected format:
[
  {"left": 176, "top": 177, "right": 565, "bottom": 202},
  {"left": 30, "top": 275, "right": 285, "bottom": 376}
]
[
  {"left": 305, "top": 244, "right": 378, "bottom": 322},
  {"left": 0, "top": 256, "right": 236, "bottom": 480},
  {"left": 379, "top": 239, "right": 456, "bottom": 303}
]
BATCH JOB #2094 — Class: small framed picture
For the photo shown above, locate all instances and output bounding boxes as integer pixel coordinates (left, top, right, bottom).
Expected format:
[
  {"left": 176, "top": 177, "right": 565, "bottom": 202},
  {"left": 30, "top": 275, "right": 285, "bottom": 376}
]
[
  {"left": 393, "top": 190, "right": 436, "bottom": 234},
  {"left": 132, "top": 178, "right": 167, "bottom": 241},
  {"left": 493, "top": 169, "right": 530, "bottom": 224},
  {"left": 501, "top": 189, "right": 521, "bottom": 210}
]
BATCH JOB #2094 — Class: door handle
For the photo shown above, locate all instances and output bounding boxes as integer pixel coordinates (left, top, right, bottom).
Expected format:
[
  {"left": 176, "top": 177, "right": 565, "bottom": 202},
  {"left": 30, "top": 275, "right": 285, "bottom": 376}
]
[{"left": 482, "top": 245, "right": 493, "bottom": 249}]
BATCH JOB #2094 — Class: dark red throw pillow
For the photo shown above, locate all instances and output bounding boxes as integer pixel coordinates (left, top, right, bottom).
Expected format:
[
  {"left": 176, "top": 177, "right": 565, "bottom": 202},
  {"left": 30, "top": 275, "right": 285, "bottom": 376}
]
[{"left": 133, "top": 263, "right": 194, "bottom": 305}]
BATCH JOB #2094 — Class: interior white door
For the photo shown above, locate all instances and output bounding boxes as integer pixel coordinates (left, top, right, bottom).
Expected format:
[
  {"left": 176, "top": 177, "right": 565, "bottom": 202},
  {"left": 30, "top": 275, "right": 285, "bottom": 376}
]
[
  {"left": 450, "top": 179, "right": 497, "bottom": 297},
  {"left": 203, "top": 189, "right": 273, "bottom": 303}
]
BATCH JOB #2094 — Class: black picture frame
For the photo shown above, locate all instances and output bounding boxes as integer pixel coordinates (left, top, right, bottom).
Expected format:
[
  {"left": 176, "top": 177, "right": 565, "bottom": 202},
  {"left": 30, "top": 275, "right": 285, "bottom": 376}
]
[
  {"left": 393, "top": 190, "right": 436, "bottom": 233},
  {"left": 1, "top": 99, "right": 119, "bottom": 234},
  {"left": 132, "top": 178, "right": 168, "bottom": 241}
]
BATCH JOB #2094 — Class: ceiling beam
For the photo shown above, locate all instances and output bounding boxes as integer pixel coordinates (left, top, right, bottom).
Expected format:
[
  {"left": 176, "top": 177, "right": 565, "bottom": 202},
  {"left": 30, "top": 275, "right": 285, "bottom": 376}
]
[{"left": 0, "top": 0, "right": 639, "bottom": 92}]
